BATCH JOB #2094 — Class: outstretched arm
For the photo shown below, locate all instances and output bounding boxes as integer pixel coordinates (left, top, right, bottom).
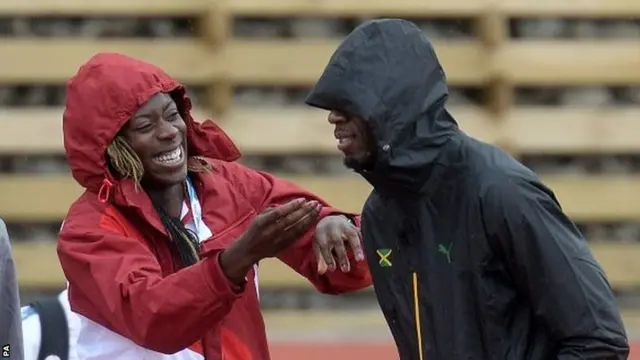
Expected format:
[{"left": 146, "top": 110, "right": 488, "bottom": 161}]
[
  {"left": 58, "top": 203, "right": 241, "bottom": 354},
  {"left": 216, "top": 160, "right": 371, "bottom": 295}
]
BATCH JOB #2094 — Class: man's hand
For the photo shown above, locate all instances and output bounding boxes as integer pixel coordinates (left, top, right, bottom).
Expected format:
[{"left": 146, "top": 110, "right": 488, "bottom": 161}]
[{"left": 314, "top": 215, "right": 365, "bottom": 274}]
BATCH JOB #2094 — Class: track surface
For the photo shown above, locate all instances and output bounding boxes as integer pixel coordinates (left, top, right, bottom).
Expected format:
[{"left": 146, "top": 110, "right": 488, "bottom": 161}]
[{"left": 269, "top": 341, "right": 640, "bottom": 360}]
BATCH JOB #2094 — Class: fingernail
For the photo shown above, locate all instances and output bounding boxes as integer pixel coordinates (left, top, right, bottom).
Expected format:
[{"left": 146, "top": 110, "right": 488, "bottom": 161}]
[
  {"left": 308, "top": 200, "right": 319, "bottom": 207},
  {"left": 315, "top": 203, "right": 322, "bottom": 210},
  {"left": 296, "top": 198, "right": 306, "bottom": 204},
  {"left": 329, "top": 263, "right": 336, "bottom": 272},
  {"left": 356, "top": 251, "right": 364, "bottom": 261},
  {"left": 341, "top": 263, "right": 350, "bottom": 272}
]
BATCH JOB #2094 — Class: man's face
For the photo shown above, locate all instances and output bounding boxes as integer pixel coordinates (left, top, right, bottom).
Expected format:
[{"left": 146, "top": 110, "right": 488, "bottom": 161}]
[{"left": 328, "top": 110, "right": 375, "bottom": 169}]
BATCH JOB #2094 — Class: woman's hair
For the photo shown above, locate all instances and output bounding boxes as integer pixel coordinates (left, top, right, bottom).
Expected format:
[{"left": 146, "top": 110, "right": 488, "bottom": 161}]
[
  {"left": 106, "top": 135, "right": 211, "bottom": 267},
  {"left": 106, "top": 136, "right": 145, "bottom": 184}
]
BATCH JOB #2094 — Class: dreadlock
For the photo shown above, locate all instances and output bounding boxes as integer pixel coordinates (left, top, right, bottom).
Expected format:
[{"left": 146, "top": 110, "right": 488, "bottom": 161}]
[
  {"left": 106, "top": 136, "right": 144, "bottom": 184},
  {"left": 106, "top": 135, "right": 210, "bottom": 267}
]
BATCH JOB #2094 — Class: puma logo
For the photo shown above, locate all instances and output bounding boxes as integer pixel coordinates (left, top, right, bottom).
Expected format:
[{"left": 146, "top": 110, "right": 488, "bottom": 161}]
[{"left": 437, "top": 242, "right": 453, "bottom": 264}]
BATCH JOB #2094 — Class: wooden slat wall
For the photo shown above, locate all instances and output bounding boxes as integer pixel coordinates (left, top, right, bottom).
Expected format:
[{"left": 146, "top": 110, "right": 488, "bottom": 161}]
[
  {"left": 11, "top": 241, "right": 640, "bottom": 291},
  {"left": 0, "top": 0, "right": 639, "bottom": 291},
  {"left": 4, "top": 107, "right": 640, "bottom": 155},
  {"left": 0, "top": 0, "right": 638, "bottom": 118},
  {"left": 0, "top": 0, "right": 207, "bottom": 16},
  {"left": 2, "top": 174, "right": 640, "bottom": 223}
]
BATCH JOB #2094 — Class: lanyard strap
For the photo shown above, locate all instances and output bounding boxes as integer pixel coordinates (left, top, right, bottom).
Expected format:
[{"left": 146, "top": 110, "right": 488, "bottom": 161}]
[{"left": 184, "top": 177, "right": 202, "bottom": 236}]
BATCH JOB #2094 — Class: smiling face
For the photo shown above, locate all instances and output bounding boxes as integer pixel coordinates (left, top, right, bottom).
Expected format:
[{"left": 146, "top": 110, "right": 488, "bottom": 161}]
[
  {"left": 328, "top": 110, "right": 376, "bottom": 169},
  {"left": 121, "top": 92, "right": 188, "bottom": 188}
]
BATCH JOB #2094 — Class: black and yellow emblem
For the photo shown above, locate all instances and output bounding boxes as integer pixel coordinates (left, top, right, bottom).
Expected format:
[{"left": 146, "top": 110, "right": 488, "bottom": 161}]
[{"left": 376, "top": 248, "right": 392, "bottom": 267}]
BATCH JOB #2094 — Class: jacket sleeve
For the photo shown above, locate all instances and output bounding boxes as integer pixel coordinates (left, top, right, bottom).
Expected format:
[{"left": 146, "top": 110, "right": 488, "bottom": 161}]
[
  {"left": 0, "top": 218, "right": 25, "bottom": 360},
  {"left": 482, "top": 178, "right": 629, "bottom": 359},
  {"left": 57, "top": 203, "right": 242, "bottom": 354},
  {"left": 216, "top": 160, "right": 372, "bottom": 295}
]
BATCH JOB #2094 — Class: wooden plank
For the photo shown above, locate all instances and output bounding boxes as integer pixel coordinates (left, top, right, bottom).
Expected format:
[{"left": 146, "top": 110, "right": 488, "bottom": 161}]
[
  {"left": 0, "top": 176, "right": 81, "bottom": 222},
  {"left": 0, "top": 107, "right": 65, "bottom": 154},
  {"left": 1, "top": 174, "right": 639, "bottom": 222},
  {"left": 229, "top": 0, "right": 489, "bottom": 17},
  {"left": 496, "top": 41, "right": 640, "bottom": 85},
  {"left": 543, "top": 175, "right": 640, "bottom": 222},
  {"left": 9, "top": 105, "right": 640, "bottom": 157},
  {"left": 504, "top": 107, "right": 640, "bottom": 154},
  {"left": 590, "top": 242, "right": 640, "bottom": 290},
  {"left": 259, "top": 258, "right": 310, "bottom": 288},
  {"left": 224, "top": 39, "right": 488, "bottom": 86},
  {"left": 0, "top": 0, "right": 490, "bottom": 17},
  {"left": 11, "top": 240, "right": 640, "bottom": 291},
  {"left": 12, "top": 242, "right": 65, "bottom": 289},
  {"left": 9, "top": 241, "right": 337, "bottom": 290},
  {"left": 0, "top": 39, "right": 486, "bottom": 86},
  {"left": 5, "top": 0, "right": 640, "bottom": 20},
  {"left": 221, "top": 107, "right": 346, "bottom": 154},
  {"left": 0, "top": 174, "right": 370, "bottom": 222},
  {"left": 0, "top": 106, "right": 494, "bottom": 155},
  {"left": 499, "top": 0, "right": 640, "bottom": 17},
  {"left": 622, "top": 309, "right": 640, "bottom": 332},
  {"left": 0, "top": 0, "right": 207, "bottom": 16},
  {"left": 0, "top": 39, "right": 216, "bottom": 84},
  {"left": 186, "top": 106, "right": 496, "bottom": 154}
]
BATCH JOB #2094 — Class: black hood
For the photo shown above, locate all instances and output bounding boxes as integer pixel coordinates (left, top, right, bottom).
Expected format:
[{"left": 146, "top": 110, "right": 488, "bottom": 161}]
[{"left": 306, "top": 19, "right": 459, "bottom": 195}]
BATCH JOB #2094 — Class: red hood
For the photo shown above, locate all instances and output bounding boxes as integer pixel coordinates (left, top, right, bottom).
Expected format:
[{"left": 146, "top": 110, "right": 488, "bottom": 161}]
[{"left": 63, "top": 52, "right": 240, "bottom": 195}]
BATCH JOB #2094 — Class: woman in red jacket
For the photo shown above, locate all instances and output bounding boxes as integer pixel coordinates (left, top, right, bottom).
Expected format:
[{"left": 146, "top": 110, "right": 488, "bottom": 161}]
[{"left": 57, "top": 52, "right": 371, "bottom": 360}]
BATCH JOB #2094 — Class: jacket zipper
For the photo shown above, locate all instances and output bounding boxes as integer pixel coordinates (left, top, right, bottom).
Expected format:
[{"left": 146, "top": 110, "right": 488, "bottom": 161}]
[{"left": 412, "top": 272, "right": 424, "bottom": 360}]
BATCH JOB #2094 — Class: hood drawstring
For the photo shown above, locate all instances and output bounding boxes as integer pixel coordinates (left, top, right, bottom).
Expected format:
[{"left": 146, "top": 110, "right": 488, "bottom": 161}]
[{"left": 97, "top": 178, "right": 114, "bottom": 203}]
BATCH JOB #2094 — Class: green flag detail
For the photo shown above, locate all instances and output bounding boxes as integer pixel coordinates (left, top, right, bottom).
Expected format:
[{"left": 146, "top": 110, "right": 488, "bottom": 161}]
[{"left": 377, "top": 248, "right": 392, "bottom": 267}]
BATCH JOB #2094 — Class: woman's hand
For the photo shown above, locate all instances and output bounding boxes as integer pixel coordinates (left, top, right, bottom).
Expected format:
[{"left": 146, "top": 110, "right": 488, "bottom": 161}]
[{"left": 220, "top": 198, "right": 322, "bottom": 284}]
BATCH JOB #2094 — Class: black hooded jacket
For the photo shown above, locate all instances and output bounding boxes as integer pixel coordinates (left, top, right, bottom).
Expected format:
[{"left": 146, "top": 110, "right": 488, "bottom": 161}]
[{"left": 306, "top": 19, "right": 629, "bottom": 360}]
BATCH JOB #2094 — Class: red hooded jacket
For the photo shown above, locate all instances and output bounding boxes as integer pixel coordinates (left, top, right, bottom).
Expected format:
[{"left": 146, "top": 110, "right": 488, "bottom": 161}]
[{"left": 57, "top": 53, "right": 371, "bottom": 360}]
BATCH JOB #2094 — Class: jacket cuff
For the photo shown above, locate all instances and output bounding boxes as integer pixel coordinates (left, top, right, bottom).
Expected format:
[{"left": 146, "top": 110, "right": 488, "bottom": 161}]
[
  {"left": 321, "top": 208, "right": 360, "bottom": 227},
  {"left": 202, "top": 251, "right": 246, "bottom": 298}
]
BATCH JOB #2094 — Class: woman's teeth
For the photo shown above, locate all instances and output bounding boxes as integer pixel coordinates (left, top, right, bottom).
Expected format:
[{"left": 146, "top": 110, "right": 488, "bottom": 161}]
[{"left": 154, "top": 147, "right": 183, "bottom": 165}]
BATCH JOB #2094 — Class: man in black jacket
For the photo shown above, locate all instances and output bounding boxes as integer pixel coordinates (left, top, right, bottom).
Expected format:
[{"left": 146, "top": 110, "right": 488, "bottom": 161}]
[{"left": 306, "top": 18, "right": 629, "bottom": 360}]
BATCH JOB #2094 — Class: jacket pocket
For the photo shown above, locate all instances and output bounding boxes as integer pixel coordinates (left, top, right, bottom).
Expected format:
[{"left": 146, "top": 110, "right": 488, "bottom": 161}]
[{"left": 199, "top": 211, "right": 255, "bottom": 256}]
